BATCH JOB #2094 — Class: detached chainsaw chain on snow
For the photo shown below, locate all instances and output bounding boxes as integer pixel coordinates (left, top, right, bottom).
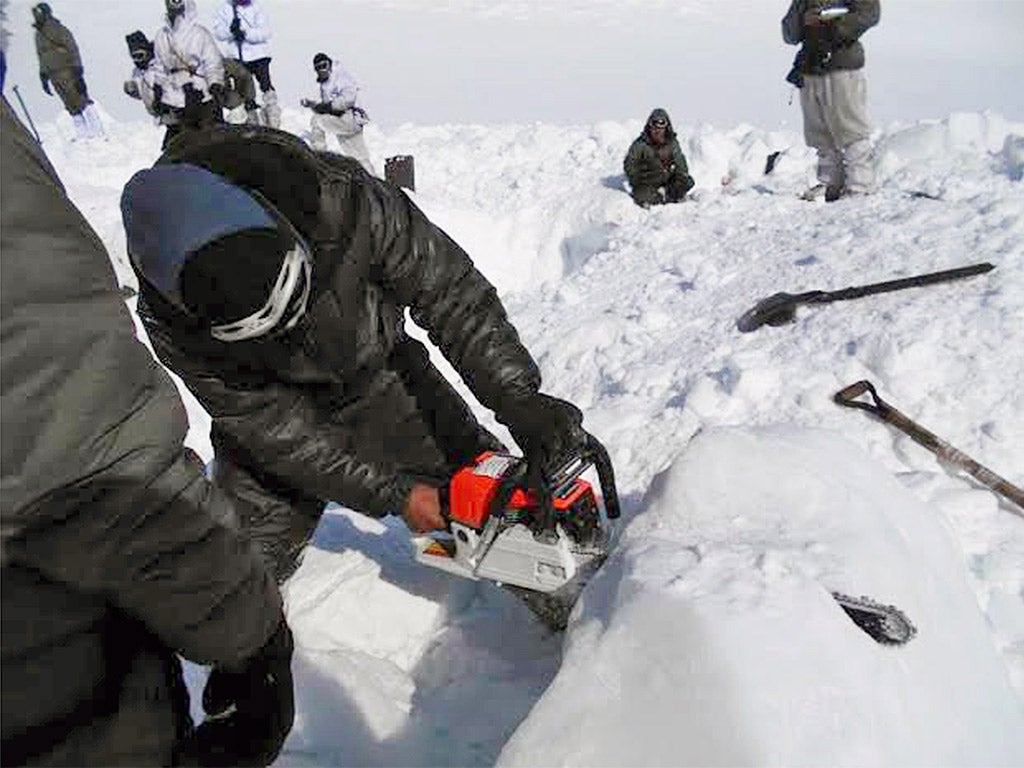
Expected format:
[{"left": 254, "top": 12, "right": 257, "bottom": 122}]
[{"left": 832, "top": 592, "right": 917, "bottom": 646}]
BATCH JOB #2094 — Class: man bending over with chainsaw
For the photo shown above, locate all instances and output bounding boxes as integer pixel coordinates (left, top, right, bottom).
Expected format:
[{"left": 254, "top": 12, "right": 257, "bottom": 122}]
[{"left": 120, "top": 125, "right": 587, "bottom": 582}]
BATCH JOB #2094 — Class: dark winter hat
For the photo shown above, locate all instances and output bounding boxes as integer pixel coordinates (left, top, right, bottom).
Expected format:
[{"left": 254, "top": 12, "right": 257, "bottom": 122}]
[
  {"left": 313, "top": 52, "right": 331, "bottom": 69},
  {"left": 181, "top": 228, "right": 294, "bottom": 324},
  {"left": 121, "top": 163, "right": 281, "bottom": 316},
  {"left": 126, "top": 30, "right": 150, "bottom": 53},
  {"left": 31, "top": 3, "right": 52, "bottom": 23},
  {"left": 125, "top": 30, "right": 153, "bottom": 61}
]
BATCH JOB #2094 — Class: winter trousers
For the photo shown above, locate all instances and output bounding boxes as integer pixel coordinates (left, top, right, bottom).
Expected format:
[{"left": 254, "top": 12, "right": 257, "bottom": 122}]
[
  {"left": 631, "top": 171, "right": 694, "bottom": 208},
  {"left": 309, "top": 112, "right": 376, "bottom": 176},
  {"left": 212, "top": 336, "right": 502, "bottom": 582},
  {"left": 800, "top": 70, "right": 875, "bottom": 193},
  {"left": 49, "top": 67, "right": 89, "bottom": 115}
]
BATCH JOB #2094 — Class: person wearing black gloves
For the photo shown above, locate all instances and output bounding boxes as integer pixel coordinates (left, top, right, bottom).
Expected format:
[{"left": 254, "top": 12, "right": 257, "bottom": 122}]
[
  {"left": 300, "top": 52, "right": 376, "bottom": 174},
  {"left": 123, "top": 30, "right": 186, "bottom": 148},
  {"left": 212, "top": 0, "right": 281, "bottom": 128},
  {"left": 119, "top": 124, "right": 588, "bottom": 582},
  {"left": 782, "top": 0, "right": 880, "bottom": 201},
  {"left": 1, "top": 96, "right": 292, "bottom": 765},
  {"left": 154, "top": 0, "right": 226, "bottom": 134},
  {"left": 623, "top": 107, "right": 695, "bottom": 208}
]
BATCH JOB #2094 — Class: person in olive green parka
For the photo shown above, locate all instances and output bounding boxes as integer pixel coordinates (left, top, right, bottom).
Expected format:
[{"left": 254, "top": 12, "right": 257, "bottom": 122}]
[
  {"left": 623, "top": 108, "right": 695, "bottom": 208},
  {"left": 31, "top": 2, "right": 103, "bottom": 138}
]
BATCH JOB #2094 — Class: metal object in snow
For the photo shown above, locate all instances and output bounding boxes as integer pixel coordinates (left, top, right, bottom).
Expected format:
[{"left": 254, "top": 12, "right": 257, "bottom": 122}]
[
  {"left": 736, "top": 262, "right": 995, "bottom": 333},
  {"left": 834, "top": 380, "right": 1024, "bottom": 514},
  {"left": 12, "top": 85, "right": 43, "bottom": 144}
]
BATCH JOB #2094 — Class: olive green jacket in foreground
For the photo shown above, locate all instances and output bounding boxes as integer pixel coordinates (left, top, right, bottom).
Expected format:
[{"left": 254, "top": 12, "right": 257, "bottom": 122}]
[{"left": 1, "top": 100, "right": 282, "bottom": 766}]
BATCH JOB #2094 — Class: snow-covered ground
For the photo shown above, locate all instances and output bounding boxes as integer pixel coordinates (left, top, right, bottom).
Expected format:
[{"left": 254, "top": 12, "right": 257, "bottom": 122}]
[
  {"left": 5, "top": 0, "right": 1024, "bottom": 764},
  {"left": 28, "top": 102, "right": 1024, "bottom": 767}
]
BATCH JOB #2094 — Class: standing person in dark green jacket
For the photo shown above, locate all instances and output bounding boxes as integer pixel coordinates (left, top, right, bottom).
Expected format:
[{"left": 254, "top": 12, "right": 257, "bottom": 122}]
[
  {"left": 623, "top": 108, "right": 695, "bottom": 208},
  {"left": 31, "top": 2, "right": 103, "bottom": 139},
  {"left": 783, "top": 0, "right": 880, "bottom": 201},
  {"left": 1, "top": 96, "right": 294, "bottom": 767}
]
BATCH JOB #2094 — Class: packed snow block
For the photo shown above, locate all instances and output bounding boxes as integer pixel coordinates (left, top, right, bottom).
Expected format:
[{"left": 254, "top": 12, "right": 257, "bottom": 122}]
[
  {"left": 282, "top": 509, "right": 462, "bottom": 672},
  {"left": 498, "top": 427, "right": 1024, "bottom": 768}
]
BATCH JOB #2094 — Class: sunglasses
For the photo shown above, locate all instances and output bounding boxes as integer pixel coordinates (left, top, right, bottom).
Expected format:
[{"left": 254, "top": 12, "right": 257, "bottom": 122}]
[
  {"left": 314, "top": 62, "right": 331, "bottom": 72},
  {"left": 131, "top": 51, "right": 150, "bottom": 62},
  {"left": 651, "top": 120, "right": 668, "bottom": 129}
]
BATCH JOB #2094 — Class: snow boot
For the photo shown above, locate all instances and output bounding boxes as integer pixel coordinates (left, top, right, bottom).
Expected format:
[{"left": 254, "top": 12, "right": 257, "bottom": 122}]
[
  {"left": 83, "top": 104, "right": 105, "bottom": 139},
  {"left": 800, "top": 183, "right": 827, "bottom": 201},
  {"left": 71, "top": 111, "right": 90, "bottom": 141}
]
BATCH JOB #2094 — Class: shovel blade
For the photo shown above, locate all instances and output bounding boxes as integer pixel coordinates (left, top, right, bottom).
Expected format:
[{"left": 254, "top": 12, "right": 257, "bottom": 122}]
[{"left": 736, "top": 292, "right": 800, "bottom": 332}]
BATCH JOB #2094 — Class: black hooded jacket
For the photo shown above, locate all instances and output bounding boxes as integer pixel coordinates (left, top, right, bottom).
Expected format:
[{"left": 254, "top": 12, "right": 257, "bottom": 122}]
[{"left": 134, "top": 126, "right": 542, "bottom": 518}]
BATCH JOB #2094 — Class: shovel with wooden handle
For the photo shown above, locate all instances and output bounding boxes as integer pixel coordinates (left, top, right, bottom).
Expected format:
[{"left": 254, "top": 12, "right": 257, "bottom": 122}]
[{"left": 834, "top": 380, "right": 1024, "bottom": 515}]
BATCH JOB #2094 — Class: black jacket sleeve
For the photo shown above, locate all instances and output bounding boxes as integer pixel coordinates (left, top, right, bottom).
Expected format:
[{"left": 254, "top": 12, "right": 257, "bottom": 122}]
[
  {"left": 141, "top": 318, "right": 420, "bottom": 517},
  {"left": 364, "top": 177, "right": 543, "bottom": 413},
  {"left": 0, "top": 100, "right": 282, "bottom": 667}
]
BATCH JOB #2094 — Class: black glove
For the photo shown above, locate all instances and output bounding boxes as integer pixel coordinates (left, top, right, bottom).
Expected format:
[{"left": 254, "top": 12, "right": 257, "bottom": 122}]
[
  {"left": 312, "top": 101, "right": 334, "bottom": 115},
  {"left": 499, "top": 393, "right": 587, "bottom": 475},
  {"left": 184, "top": 621, "right": 295, "bottom": 767},
  {"left": 229, "top": 17, "right": 245, "bottom": 42},
  {"left": 209, "top": 82, "right": 226, "bottom": 108},
  {"left": 151, "top": 83, "right": 173, "bottom": 116},
  {"left": 183, "top": 82, "right": 203, "bottom": 108},
  {"left": 40, "top": 72, "right": 52, "bottom": 96}
]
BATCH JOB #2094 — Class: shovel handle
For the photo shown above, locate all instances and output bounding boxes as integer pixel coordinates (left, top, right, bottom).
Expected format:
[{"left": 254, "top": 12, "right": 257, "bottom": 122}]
[
  {"left": 833, "top": 380, "right": 887, "bottom": 416},
  {"left": 834, "top": 380, "right": 1024, "bottom": 513}
]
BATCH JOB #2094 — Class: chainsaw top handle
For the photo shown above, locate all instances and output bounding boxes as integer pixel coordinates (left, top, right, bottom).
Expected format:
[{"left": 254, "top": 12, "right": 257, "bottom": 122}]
[{"left": 532, "top": 432, "right": 621, "bottom": 527}]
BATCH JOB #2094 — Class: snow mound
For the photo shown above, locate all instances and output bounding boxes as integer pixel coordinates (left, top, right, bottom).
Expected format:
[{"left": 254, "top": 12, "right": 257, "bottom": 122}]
[{"left": 498, "top": 427, "right": 1024, "bottom": 767}]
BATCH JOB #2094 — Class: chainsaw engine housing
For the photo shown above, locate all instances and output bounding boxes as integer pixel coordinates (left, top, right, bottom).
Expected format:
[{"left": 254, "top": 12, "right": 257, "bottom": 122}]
[{"left": 415, "top": 450, "right": 613, "bottom": 594}]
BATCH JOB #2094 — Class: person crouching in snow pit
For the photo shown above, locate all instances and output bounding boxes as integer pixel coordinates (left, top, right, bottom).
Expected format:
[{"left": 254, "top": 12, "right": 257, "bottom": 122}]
[
  {"left": 300, "top": 52, "right": 376, "bottom": 175},
  {"left": 31, "top": 3, "right": 103, "bottom": 140},
  {"left": 154, "top": 0, "right": 225, "bottom": 134},
  {"left": 119, "top": 125, "right": 590, "bottom": 583},
  {"left": 123, "top": 31, "right": 183, "bottom": 149},
  {"left": 623, "top": 108, "right": 695, "bottom": 208}
]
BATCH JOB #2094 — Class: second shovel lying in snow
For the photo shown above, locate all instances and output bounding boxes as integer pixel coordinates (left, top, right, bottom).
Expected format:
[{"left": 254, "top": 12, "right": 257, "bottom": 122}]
[{"left": 736, "top": 262, "right": 995, "bottom": 333}]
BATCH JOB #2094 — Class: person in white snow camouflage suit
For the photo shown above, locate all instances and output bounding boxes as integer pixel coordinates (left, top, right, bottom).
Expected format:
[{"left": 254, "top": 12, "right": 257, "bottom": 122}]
[
  {"left": 1, "top": 98, "right": 293, "bottom": 767},
  {"left": 623, "top": 108, "right": 695, "bottom": 208},
  {"left": 119, "top": 125, "right": 590, "bottom": 583},
  {"left": 212, "top": 0, "right": 280, "bottom": 128},
  {"left": 31, "top": 2, "right": 103, "bottom": 139},
  {"left": 301, "top": 52, "right": 376, "bottom": 175},
  {"left": 783, "top": 0, "right": 880, "bottom": 201},
  {"left": 154, "top": 0, "right": 225, "bottom": 134},
  {"left": 123, "top": 30, "right": 182, "bottom": 148}
]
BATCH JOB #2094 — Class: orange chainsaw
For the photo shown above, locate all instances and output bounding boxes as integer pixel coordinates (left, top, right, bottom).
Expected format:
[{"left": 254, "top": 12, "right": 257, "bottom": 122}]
[{"left": 415, "top": 433, "right": 620, "bottom": 628}]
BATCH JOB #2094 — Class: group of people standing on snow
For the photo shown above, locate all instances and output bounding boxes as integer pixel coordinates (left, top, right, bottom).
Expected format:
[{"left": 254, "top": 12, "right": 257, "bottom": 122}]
[
  {"left": 27, "top": 0, "right": 375, "bottom": 174},
  {"left": 2, "top": 1, "right": 883, "bottom": 766},
  {"left": 623, "top": 0, "right": 879, "bottom": 208}
]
